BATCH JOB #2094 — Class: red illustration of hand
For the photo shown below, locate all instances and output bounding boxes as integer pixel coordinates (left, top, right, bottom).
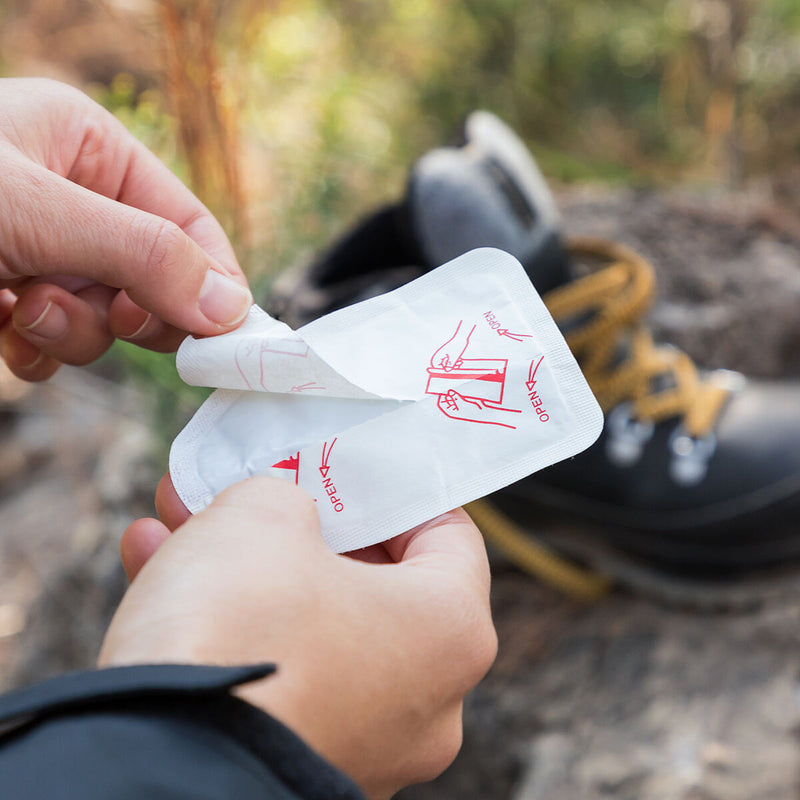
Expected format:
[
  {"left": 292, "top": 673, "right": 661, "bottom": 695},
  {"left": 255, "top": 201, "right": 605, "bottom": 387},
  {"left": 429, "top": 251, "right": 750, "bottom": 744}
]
[
  {"left": 436, "top": 390, "right": 520, "bottom": 429},
  {"left": 430, "top": 321, "right": 475, "bottom": 372}
]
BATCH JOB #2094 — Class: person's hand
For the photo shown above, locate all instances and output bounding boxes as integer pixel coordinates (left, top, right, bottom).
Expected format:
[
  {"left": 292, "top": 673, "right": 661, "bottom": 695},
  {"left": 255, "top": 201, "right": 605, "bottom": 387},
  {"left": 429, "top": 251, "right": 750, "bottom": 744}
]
[
  {"left": 99, "top": 477, "right": 497, "bottom": 799},
  {"left": 0, "top": 77, "right": 252, "bottom": 381}
]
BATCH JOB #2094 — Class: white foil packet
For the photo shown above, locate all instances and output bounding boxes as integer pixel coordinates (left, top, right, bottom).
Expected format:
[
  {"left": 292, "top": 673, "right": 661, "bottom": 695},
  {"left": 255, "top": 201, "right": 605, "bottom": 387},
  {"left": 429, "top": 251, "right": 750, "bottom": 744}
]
[{"left": 170, "top": 248, "right": 603, "bottom": 552}]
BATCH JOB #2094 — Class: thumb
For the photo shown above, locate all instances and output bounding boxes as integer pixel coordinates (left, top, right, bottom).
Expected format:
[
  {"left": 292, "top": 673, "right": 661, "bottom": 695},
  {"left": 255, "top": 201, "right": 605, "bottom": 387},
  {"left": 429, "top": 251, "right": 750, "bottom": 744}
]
[
  {"left": 384, "top": 508, "right": 492, "bottom": 597},
  {"left": 180, "top": 476, "right": 329, "bottom": 559},
  {"left": 0, "top": 151, "right": 252, "bottom": 334}
]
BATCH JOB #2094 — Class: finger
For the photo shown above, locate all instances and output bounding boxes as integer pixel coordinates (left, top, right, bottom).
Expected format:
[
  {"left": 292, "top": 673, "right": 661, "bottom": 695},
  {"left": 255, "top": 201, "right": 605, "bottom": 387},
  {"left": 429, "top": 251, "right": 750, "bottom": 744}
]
[
  {"left": 108, "top": 291, "right": 189, "bottom": 353},
  {"left": 0, "top": 320, "right": 60, "bottom": 381},
  {"left": 63, "top": 97, "right": 241, "bottom": 278},
  {"left": 155, "top": 473, "right": 192, "bottom": 532},
  {"left": 1, "top": 81, "right": 240, "bottom": 282},
  {"left": 121, "top": 517, "right": 171, "bottom": 582},
  {"left": 12, "top": 282, "right": 115, "bottom": 365},
  {"left": 8, "top": 276, "right": 188, "bottom": 356},
  {"left": 0, "top": 289, "right": 15, "bottom": 325},
  {"left": 2, "top": 274, "right": 96, "bottom": 295},
  {"left": 384, "top": 508, "right": 491, "bottom": 592},
  {"left": 0, "top": 151, "right": 252, "bottom": 336}
]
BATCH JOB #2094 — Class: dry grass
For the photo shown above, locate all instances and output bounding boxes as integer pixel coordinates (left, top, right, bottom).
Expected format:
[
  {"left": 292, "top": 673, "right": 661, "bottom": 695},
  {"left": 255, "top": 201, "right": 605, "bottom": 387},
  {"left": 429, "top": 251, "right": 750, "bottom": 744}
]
[{"left": 158, "top": 0, "right": 248, "bottom": 246}]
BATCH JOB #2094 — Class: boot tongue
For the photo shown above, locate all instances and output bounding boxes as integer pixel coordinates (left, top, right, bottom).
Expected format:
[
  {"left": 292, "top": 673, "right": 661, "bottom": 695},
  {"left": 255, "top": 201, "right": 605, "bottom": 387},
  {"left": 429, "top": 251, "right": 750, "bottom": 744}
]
[{"left": 406, "top": 110, "right": 573, "bottom": 295}]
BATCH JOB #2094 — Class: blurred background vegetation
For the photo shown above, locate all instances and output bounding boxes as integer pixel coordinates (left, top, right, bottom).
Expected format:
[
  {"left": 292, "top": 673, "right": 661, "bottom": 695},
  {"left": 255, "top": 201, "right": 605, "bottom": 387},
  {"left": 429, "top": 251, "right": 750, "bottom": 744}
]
[{"left": 1, "top": 0, "right": 799, "bottom": 443}]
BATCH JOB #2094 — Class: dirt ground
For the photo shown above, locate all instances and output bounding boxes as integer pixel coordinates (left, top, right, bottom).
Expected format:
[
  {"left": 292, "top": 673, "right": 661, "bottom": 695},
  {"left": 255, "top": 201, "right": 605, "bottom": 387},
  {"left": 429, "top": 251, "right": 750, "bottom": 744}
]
[{"left": 2, "top": 186, "right": 800, "bottom": 799}]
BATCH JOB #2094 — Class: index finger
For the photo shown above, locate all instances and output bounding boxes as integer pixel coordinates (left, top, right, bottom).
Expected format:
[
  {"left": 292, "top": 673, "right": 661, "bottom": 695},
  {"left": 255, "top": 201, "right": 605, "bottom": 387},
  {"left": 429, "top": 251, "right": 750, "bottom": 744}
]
[
  {"left": 0, "top": 152, "right": 252, "bottom": 334},
  {"left": 65, "top": 105, "right": 241, "bottom": 280}
]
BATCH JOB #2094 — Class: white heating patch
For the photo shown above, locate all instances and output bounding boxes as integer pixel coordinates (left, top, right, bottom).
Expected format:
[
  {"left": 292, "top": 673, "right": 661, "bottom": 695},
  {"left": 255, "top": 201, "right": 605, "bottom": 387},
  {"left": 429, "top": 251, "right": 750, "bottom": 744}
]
[{"left": 170, "top": 248, "right": 603, "bottom": 552}]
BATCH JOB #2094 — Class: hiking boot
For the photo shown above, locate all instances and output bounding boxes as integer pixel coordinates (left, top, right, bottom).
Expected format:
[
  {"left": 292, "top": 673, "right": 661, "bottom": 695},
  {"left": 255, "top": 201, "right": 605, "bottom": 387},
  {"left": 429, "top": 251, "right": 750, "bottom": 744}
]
[{"left": 268, "top": 111, "right": 800, "bottom": 607}]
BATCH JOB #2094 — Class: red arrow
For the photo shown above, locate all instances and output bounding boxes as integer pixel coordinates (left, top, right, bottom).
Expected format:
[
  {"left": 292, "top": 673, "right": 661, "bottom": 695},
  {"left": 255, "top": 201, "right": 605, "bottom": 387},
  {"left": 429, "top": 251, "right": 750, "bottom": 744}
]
[
  {"left": 526, "top": 355, "right": 544, "bottom": 391},
  {"left": 319, "top": 438, "right": 338, "bottom": 477}
]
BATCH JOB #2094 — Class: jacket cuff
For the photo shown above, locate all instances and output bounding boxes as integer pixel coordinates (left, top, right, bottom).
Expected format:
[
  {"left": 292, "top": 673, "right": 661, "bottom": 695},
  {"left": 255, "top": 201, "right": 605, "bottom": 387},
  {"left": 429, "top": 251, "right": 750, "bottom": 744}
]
[
  {"left": 0, "top": 664, "right": 365, "bottom": 800},
  {"left": 0, "top": 663, "right": 275, "bottom": 736}
]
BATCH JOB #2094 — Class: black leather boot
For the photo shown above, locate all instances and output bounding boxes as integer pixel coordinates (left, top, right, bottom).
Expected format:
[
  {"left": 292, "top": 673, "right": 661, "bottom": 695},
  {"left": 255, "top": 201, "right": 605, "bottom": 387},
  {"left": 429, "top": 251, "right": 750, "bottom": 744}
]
[{"left": 268, "top": 112, "right": 800, "bottom": 606}]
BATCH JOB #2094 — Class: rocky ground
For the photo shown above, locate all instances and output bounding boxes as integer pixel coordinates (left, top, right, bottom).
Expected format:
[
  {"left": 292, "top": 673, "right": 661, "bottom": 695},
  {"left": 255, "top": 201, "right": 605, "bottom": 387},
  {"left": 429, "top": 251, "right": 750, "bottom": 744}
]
[
  {"left": 2, "top": 186, "right": 800, "bottom": 799},
  {"left": 0, "top": 366, "right": 155, "bottom": 692}
]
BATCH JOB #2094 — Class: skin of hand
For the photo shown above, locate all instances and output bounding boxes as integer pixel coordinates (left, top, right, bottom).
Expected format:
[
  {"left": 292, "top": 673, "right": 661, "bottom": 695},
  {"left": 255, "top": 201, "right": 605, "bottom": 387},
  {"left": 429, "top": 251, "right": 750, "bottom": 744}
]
[
  {"left": 0, "top": 77, "right": 253, "bottom": 381},
  {"left": 6, "top": 76, "right": 495, "bottom": 796},
  {"left": 100, "top": 477, "right": 497, "bottom": 800}
]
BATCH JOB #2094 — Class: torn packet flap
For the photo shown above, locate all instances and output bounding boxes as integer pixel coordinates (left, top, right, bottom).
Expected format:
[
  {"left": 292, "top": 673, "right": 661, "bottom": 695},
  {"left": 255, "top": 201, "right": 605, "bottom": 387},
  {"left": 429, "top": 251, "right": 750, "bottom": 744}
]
[{"left": 169, "top": 248, "right": 603, "bottom": 553}]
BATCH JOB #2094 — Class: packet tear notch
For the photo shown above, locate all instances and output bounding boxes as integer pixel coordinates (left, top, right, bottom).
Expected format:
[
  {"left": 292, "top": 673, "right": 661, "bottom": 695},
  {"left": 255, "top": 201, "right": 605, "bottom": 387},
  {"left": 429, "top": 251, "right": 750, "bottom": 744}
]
[{"left": 170, "top": 248, "right": 603, "bottom": 553}]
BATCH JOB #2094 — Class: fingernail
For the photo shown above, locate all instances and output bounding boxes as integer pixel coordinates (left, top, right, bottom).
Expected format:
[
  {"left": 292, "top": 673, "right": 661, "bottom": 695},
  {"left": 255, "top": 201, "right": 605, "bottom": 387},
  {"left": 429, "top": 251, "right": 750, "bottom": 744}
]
[
  {"left": 199, "top": 271, "right": 252, "bottom": 327},
  {"left": 22, "top": 301, "right": 68, "bottom": 340},
  {"left": 21, "top": 351, "right": 45, "bottom": 370},
  {"left": 119, "top": 311, "right": 153, "bottom": 340}
]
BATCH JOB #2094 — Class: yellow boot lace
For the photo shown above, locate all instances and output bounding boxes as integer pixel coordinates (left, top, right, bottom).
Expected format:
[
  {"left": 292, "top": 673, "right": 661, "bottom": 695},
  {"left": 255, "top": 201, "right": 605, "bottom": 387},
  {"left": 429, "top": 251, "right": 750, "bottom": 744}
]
[
  {"left": 470, "top": 237, "right": 733, "bottom": 601},
  {"left": 546, "top": 237, "right": 731, "bottom": 438}
]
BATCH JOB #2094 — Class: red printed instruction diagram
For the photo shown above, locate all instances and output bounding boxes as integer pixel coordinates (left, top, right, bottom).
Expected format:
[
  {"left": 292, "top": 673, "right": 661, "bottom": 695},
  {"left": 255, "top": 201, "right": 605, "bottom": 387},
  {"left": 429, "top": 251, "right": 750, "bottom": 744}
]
[{"left": 425, "top": 318, "right": 524, "bottom": 429}]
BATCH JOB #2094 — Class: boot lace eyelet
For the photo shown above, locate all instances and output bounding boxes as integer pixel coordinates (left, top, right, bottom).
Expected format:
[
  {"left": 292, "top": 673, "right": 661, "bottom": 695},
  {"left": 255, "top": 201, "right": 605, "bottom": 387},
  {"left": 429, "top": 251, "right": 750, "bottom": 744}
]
[
  {"left": 668, "top": 425, "right": 717, "bottom": 486},
  {"left": 605, "top": 402, "right": 655, "bottom": 467}
]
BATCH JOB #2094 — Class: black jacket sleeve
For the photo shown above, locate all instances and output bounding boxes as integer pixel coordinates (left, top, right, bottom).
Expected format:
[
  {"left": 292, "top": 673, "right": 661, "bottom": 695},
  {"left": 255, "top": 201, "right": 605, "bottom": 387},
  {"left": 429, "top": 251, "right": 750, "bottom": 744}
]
[{"left": 0, "top": 663, "right": 365, "bottom": 800}]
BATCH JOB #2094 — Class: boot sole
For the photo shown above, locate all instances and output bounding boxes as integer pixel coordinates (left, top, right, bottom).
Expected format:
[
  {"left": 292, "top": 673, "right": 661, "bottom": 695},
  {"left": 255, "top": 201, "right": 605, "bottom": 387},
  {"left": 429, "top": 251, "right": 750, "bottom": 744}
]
[{"left": 512, "top": 523, "right": 800, "bottom": 611}]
